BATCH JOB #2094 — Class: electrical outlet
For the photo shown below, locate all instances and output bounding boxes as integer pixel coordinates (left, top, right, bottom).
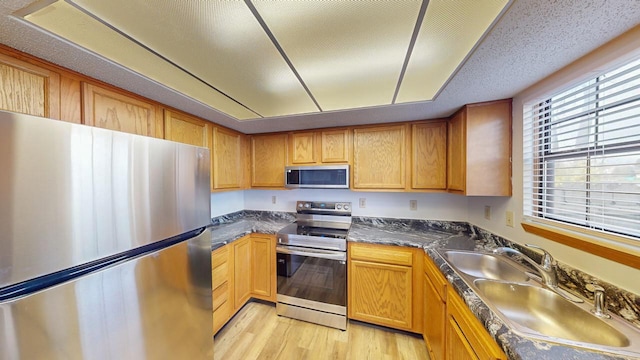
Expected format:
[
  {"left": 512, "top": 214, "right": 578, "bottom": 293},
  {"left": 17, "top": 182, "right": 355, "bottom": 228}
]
[
  {"left": 484, "top": 205, "right": 491, "bottom": 220},
  {"left": 410, "top": 200, "right": 417, "bottom": 211},
  {"left": 506, "top": 211, "right": 514, "bottom": 227},
  {"left": 271, "top": 196, "right": 276, "bottom": 204},
  {"left": 359, "top": 198, "right": 366, "bottom": 208}
]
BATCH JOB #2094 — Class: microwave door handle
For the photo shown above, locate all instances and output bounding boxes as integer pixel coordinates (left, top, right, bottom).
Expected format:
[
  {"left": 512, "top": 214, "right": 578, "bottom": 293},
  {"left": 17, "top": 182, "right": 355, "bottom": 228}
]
[{"left": 276, "top": 246, "right": 346, "bottom": 261}]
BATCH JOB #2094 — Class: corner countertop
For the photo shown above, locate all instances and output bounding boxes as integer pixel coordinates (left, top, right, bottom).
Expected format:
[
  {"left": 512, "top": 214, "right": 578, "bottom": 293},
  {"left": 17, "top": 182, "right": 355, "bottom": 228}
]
[{"left": 209, "top": 211, "right": 638, "bottom": 360}]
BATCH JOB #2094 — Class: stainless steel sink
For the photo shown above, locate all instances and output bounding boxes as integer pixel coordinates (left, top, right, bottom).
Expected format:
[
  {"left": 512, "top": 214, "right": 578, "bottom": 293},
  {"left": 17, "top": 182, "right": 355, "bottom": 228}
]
[
  {"left": 442, "top": 250, "right": 529, "bottom": 283},
  {"left": 437, "top": 249, "right": 640, "bottom": 357},
  {"left": 474, "top": 279, "right": 631, "bottom": 348}
]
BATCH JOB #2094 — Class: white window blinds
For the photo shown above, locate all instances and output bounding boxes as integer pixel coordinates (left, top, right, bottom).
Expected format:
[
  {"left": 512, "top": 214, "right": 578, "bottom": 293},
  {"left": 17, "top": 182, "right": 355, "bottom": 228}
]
[{"left": 523, "top": 57, "right": 640, "bottom": 240}]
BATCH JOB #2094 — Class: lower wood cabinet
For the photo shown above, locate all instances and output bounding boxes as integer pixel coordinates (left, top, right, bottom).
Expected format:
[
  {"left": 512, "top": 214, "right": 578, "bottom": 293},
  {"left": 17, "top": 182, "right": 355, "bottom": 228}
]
[
  {"left": 233, "top": 236, "right": 252, "bottom": 310},
  {"left": 446, "top": 287, "right": 507, "bottom": 360},
  {"left": 212, "top": 233, "right": 276, "bottom": 335},
  {"left": 348, "top": 242, "right": 423, "bottom": 333},
  {"left": 250, "top": 234, "right": 276, "bottom": 302},
  {"left": 423, "top": 255, "right": 447, "bottom": 360},
  {"left": 212, "top": 245, "right": 231, "bottom": 335}
]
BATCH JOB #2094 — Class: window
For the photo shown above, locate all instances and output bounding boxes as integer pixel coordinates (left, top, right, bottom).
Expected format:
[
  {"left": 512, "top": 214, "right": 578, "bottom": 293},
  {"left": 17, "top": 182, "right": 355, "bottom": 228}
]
[{"left": 523, "top": 57, "right": 640, "bottom": 242}]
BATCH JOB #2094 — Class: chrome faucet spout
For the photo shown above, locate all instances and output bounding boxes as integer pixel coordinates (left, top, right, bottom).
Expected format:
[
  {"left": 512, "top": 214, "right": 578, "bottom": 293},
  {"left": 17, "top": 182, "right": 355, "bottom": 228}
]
[{"left": 493, "top": 244, "right": 558, "bottom": 288}]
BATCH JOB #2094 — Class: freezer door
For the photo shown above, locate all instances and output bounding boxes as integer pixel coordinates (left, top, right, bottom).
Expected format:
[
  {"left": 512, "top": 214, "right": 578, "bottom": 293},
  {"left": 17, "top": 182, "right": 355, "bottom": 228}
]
[
  {"left": 0, "top": 228, "right": 213, "bottom": 360},
  {"left": 0, "top": 110, "right": 211, "bottom": 289}
]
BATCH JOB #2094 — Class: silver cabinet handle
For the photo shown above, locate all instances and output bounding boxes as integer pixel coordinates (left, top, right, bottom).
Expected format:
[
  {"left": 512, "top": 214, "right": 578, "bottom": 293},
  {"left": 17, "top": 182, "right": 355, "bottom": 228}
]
[{"left": 276, "top": 246, "right": 346, "bottom": 261}]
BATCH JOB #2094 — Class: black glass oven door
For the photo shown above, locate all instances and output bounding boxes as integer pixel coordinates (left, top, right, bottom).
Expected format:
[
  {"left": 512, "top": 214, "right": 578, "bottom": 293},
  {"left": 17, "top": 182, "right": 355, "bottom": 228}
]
[{"left": 276, "top": 247, "right": 346, "bottom": 307}]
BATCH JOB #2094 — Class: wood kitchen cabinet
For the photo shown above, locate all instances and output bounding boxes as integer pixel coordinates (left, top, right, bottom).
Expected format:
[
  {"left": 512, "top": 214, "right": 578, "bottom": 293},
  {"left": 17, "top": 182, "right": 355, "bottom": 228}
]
[
  {"left": 212, "top": 245, "right": 232, "bottom": 335},
  {"left": 352, "top": 124, "right": 408, "bottom": 190},
  {"left": 250, "top": 234, "right": 276, "bottom": 302},
  {"left": 348, "top": 242, "right": 423, "bottom": 333},
  {"left": 412, "top": 120, "right": 447, "bottom": 190},
  {"left": 233, "top": 235, "right": 252, "bottom": 310},
  {"left": 0, "top": 52, "right": 61, "bottom": 119},
  {"left": 423, "top": 254, "right": 447, "bottom": 360},
  {"left": 446, "top": 287, "right": 507, "bottom": 360},
  {"left": 164, "top": 109, "right": 211, "bottom": 147},
  {"left": 288, "top": 128, "right": 351, "bottom": 165},
  {"left": 447, "top": 99, "right": 512, "bottom": 196},
  {"left": 212, "top": 233, "right": 277, "bottom": 335},
  {"left": 212, "top": 126, "right": 247, "bottom": 191},
  {"left": 251, "top": 133, "right": 288, "bottom": 188},
  {"left": 82, "top": 82, "right": 163, "bottom": 138}
]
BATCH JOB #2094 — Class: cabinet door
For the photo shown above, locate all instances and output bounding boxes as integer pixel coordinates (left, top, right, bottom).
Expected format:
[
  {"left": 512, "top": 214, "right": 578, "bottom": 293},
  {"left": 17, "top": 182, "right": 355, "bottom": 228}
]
[
  {"left": 321, "top": 129, "right": 350, "bottom": 163},
  {"left": 250, "top": 235, "right": 275, "bottom": 301},
  {"left": 447, "top": 288, "right": 506, "bottom": 360},
  {"left": 447, "top": 110, "right": 465, "bottom": 192},
  {"left": 82, "top": 83, "right": 163, "bottom": 138},
  {"left": 446, "top": 316, "right": 478, "bottom": 360},
  {"left": 251, "top": 133, "right": 288, "bottom": 187},
  {"left": 164, "top": 109, "right": 210, "bottom": 147},
  {"left": 353, "top": 125, "right": 406, "bottom": 189},
  {"left": 412, "top": 121, "right": 447, "bottom": 190},
  {"left": 289, "top": 132, "right": 316, "bottom": 164},
  {"left": 349, "top": 260, "right": 413, "bottom": 330},
  {"left": 424, "top": 273, "right": 446, "bottom": 360},
  {"left": 233, "top": 236, "right": 252, "bottom": 310},
  {"left": 0, "top": 53, "right": 60, "bottom": 119},
  {"left": 213, "top": 127, "right": 244, "bottom": 190}
]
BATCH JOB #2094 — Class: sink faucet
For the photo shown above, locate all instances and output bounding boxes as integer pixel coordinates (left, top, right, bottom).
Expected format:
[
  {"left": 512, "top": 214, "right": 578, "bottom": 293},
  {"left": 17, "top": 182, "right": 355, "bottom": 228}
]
[{"left": 493, "top": 244, "right": 557, "bottom": 288}]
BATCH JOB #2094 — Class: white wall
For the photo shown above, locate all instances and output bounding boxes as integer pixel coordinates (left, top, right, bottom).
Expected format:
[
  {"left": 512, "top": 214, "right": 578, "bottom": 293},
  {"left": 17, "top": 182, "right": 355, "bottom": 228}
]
[
  {"left": 210, "top": 191, "right": 245, "bottom": 217},
  {"left": 243, "top": 189, "right": 469, "bottom": 221},
  {"left": 468, "top": 27, "right": 640, "bottom": 294},
  {"left": 211, "top": 187, "right": 469, "bottom": 222}
]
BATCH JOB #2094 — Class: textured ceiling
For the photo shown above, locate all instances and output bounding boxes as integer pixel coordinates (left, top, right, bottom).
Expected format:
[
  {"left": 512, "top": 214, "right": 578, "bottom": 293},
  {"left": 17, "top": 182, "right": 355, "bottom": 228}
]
[{"left": 0, "top": 1, "right": 640, "bottom": 133}]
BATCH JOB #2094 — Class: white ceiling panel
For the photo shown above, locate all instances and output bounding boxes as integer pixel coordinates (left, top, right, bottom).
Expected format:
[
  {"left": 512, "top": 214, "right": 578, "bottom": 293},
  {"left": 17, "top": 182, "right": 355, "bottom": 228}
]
[
  {"left": 396, "top": 0, "right": 510, "bottom": 103},
  {"left": 253, "top": 1, "right": 422, "bottom": 112},
  {"left": 21, "top": 0, "right": 260, "bottom": 120},
  {"left": 58, "top": 0, "right": 319, "bottom": 118}
]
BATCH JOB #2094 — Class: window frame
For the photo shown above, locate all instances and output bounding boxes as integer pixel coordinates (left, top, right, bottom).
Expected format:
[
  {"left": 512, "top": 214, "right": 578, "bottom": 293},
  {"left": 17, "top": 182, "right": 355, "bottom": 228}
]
[{"left": 523, "top": 58, "right": 640, "bottom": 270}]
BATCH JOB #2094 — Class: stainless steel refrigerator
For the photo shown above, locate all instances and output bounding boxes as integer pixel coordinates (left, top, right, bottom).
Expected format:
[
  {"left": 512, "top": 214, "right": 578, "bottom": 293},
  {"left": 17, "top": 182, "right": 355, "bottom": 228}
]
[{"left": 0, "top": 110, "right": 213, "bottom": 359}]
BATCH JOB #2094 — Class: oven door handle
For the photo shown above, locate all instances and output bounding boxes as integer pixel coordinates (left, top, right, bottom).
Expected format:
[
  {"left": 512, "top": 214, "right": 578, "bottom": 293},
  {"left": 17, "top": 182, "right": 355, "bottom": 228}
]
[{"left": 276, "top": 246, "right": 347, "bottom": 261}]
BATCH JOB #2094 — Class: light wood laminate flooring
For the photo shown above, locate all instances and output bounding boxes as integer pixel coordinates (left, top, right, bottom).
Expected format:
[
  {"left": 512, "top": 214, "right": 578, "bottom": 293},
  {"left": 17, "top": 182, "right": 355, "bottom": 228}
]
[{"left": 214, "top": 301, "right": 430, "bottom": 360}]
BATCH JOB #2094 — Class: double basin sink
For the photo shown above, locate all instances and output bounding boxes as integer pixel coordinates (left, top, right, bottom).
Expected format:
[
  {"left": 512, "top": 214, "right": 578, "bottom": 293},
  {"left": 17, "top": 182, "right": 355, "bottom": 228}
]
[{"left": 438, "top": 249, "right": 640, "bottom": 357}]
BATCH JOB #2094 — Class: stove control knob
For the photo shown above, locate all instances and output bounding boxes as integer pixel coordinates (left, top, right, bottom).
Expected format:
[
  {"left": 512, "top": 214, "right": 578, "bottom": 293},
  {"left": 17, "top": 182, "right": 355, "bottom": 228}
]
[
  {"left": 336, "top": 204, "right": 342, "bottom": 210},
  {"left": 343, "top": 204, "right": 350, "bottom": 211},
  {"left": 298, "top": 203, "right": 303, "bottom": 208},
  {"left": 304, "top": 203, "right": 311, "bottom": 208}
]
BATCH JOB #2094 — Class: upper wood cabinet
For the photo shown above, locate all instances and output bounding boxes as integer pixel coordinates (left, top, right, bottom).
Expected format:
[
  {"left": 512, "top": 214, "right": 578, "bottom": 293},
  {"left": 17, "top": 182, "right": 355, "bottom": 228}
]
[
  {"left": 82, "top": 82, "right": 163, "bottom": 138},
  {"left": 251, "top": 133, "right": 288, "bottom": 188},
  {"left": 0, "top": 52, "right": 60, "bottom": 119},
  {"left": 412, "top": 121, "right": 447, "bottom": 190},
  {"left": 164, "top": 109, "right": 211, "bottom": 147},
  {"left": 212, "top": 126, "right": 246, "bottom": 191},
  {"left": 288, "top": 128, "right": 350, "bottom": 165},
  {"left": 352, "top": 124, "right": 407, "bottom": 189},
  {"left": 289, "top": 131, "right": 317, "bottom": 164},
  {"left": 447, "top": 99, "right": 512, "bottom": 196}
]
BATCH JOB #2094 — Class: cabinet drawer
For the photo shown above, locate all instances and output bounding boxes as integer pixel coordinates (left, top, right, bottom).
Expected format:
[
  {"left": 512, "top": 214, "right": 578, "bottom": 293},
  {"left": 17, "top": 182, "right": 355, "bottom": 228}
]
[
  {"left": 213, "top": 299, "right": 231, "bottom": 335},
  {"left": 212, "top": 246, "right": 228, "bottom": 268},
  {"left": 350, "top": 243, "right": 413, "bottom": 266},
  {"left": 212, "top": 281, "right": 229, "bottom": 311},
  {"left": 212, "top": 261, "right": 229, "bottom": 290}
]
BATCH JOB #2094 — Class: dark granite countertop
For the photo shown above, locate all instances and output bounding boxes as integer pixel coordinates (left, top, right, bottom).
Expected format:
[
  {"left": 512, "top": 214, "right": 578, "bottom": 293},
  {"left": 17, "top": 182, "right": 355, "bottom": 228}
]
[
  {"left": 210, "top": 211, "right": 640, "bottom": 359},
  {"left": 210, "top": 210, "right": 295, "bottom": 250}
]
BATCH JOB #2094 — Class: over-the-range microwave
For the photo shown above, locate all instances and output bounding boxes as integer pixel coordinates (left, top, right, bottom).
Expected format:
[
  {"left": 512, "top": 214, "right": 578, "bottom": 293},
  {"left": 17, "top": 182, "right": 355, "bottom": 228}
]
[{"left": 285, "top": 165, "right": 349, "bottom": 189}]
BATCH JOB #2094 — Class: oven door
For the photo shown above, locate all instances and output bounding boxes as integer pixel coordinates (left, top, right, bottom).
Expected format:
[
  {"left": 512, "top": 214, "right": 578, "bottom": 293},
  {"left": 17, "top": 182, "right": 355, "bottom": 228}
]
[{"left": 276, "top": 245, "right": 347, "bottom": 310}]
